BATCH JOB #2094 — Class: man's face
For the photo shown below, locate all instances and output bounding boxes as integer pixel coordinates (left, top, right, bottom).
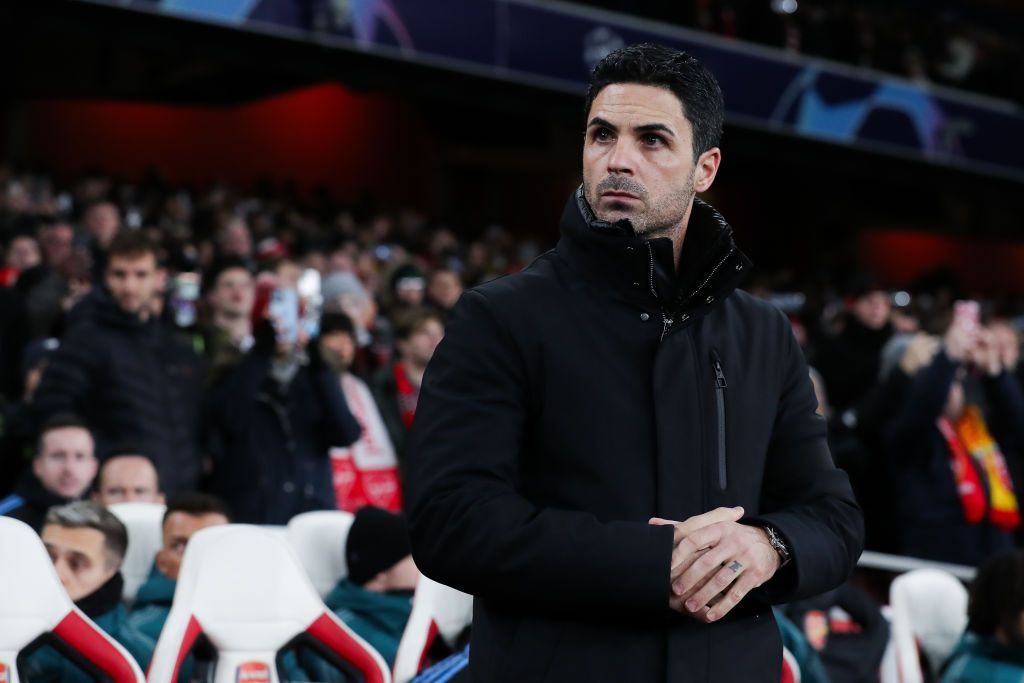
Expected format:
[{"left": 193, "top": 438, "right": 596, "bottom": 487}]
[
  {"left": 34, "top": 427, "right": 97, "bottom": 499},
  {"left": 155, "top": 511, "right": 229, "bottom": 581},
  {"left": 428, "top": 271, "right": 463, "bottom": 310},
  {"left": 209, "top": 268, "right": 255, "bottom": 319},
  {"left": 94, "top": 455, "right": 164, "bottom": 505},
  {"left": 852, "top": 291, "right": 891, "bottom": 331},
  {"left": 40, "top": 224, "right": 73, "bottom": 268},
  {"left": 7, "top": 236, "right": 41, "bottom": 271},
  {"left": 42, "top": 524, "right": 116, "bottom": 602},
  {"left": 582, "top": 83, "right": 719, "bottom": 238},
  {"left": 85, "top": 202, "right": 121, "bottom": 249},
  {"left": 105, "top": 252, "right": 161, "bottom": 316},
  {"left": 219, "top": 221, "right": 252, "bottom": 258},
  {"left": 399, "top": 318, "right": 444, "bottom": 368},
  {"left": 320, "top": 331, "right": 356, "bottom": 373}
]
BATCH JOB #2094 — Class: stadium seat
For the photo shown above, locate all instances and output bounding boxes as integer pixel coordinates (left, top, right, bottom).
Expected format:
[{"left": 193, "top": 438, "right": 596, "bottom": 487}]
[
  {"left": 392, "top": 576, "right": 473, "bottom": 683},
  {"left": 885, "top": 568, "right": 968, "bottom": 683},
  {"left": 287, "top": 510, "right": 355, "bottom": 597},
  {"left": 780, "top": 646, "right": 800, "bottom": 683},
  {"left": 147, "top": 523, "right": 390, "bottom": 683},
  {"left": 108, "top": 502, "right": 166, "bottom": 604},
  {"left": 0, "top": 517, "right": 146, "bottom": 682}
]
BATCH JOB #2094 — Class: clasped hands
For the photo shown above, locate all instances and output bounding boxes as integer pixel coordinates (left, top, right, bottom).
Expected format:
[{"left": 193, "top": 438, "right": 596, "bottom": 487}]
[{"left": 649, "top": 507, "right": 780, "bottom": 623}]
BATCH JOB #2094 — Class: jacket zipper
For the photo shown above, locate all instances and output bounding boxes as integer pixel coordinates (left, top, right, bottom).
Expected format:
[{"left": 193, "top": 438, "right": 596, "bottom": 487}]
[
  {"left": 710, "top": 350, "right": 728, "bottom": 490},
  {"left": 646, "top": 243, "right": 675, "bottom": 340},
  {"left": 672, "top": 247, "right": 735, "bottom": 315}
]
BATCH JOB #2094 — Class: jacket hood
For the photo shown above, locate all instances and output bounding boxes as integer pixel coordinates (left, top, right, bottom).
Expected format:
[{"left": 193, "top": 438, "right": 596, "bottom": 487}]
[
  {"left": 557, "top": 187, "right": 752, "bottom": 320},
  {"left": 14, "top": 469, "right": 75, "bottom": 511}
]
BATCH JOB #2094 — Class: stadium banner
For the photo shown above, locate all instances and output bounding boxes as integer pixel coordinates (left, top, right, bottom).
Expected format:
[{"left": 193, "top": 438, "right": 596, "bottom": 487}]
[{"left": 85, "top": 0, "right": 1024, "bottom": 181}]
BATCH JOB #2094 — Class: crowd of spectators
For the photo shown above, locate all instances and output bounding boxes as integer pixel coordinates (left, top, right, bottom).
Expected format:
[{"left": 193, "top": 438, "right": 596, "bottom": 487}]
[
  {"left": 3, "top": 159, "right": 1024, "bottom": 680},
  {"left": 585, "top": 0, "right": 1024, "bottom": 105}
]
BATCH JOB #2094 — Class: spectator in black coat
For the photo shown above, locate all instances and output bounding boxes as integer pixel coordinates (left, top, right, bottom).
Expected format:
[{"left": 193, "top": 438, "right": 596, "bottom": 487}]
[
  {"left": 0, "top": 414, "right": 97, "bottom": 531},
  {"left": 33, "top": 231, "right": 204, "bottom": 496},
  {"left": 205, "top": 290, "right": 361, "bottom": 524}
]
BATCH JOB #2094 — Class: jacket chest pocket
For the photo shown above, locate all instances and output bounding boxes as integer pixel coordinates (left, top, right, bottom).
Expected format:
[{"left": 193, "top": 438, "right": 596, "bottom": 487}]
[{"left": 710, "top": 349, "right": 728, "bottom": 492}]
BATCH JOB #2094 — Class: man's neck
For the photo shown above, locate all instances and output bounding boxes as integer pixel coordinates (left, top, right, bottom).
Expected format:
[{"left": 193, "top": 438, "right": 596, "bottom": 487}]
[
  {"left": 401, "top": 360, "right": 426, "bottom": 388},
  {"left": 641, "top": 202, "right": 693, "bottom": 271},
  {"left": 213, "top": 311, "right": 252, "bottom": 343}
]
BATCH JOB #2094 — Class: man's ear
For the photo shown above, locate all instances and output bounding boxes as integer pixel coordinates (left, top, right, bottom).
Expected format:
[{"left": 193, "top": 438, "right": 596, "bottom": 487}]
[{"left": 694, "top": 147, "right": 721, "bottom": 193}]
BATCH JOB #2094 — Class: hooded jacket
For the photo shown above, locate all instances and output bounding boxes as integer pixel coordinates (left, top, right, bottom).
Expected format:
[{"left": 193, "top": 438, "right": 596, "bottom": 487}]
[
  {"left": 406, "top": 190, "right": 863, "bottom": 683},
  {"left": 0, "top": 470, "right": 76, "bottom": 532}
]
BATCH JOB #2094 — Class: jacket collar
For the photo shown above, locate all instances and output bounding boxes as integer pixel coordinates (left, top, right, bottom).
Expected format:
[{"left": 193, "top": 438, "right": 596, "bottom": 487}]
[{"left": 556, "top": 187, "right": 752, "bottom": 319}]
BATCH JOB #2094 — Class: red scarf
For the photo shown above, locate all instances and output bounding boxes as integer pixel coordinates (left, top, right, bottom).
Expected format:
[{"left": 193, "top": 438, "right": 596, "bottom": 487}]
[
  {"left": 938, "top": 406, "right": 1020, "bottom": 530},
  {"left": 393, "top": 363, "right": 419, "bottom": 430}
]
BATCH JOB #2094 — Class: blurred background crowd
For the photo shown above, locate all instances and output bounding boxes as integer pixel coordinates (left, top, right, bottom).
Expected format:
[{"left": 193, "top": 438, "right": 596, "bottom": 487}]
[{"left": 2, "top": 0, "right": 1024, "bottom": 681}]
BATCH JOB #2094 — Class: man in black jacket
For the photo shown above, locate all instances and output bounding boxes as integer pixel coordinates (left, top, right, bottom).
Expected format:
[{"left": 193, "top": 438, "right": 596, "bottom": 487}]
[
  {"left": 33, "top": 231, "right": 203, "bottom": 496},
  {"left": 405, "top": 43, "right": 864, "bottom": 682}
]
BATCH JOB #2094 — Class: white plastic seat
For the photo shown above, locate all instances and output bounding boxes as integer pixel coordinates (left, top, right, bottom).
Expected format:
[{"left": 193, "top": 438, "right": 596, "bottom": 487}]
[
  {"left": 147, "top": 523, "right": 390, "bottom": 683},
  {"left": 886, "top": 568, "right": 968, "bottom": 683},
  {"left": 392, "top": 577, "right": 473, "bottom": 683},
  {"left": 287, "top": 510, "right": 355, "bottom": 597},
  {"left": 0, "top": 517, "right": 146, "bottom": 682},
  {"left": 108, "top": 502, "right": 166, "bottom": 604}
]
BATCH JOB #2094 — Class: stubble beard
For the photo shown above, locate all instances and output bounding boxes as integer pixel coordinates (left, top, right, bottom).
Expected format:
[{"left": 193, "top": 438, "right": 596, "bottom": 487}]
[{"left": 585, "top": 169, "right": 696, "bottom": 240}]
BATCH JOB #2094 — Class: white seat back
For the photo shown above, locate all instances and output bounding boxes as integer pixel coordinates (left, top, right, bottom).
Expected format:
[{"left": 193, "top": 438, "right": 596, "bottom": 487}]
[
  {"left": 287, "top": 511, "right": 355, "bottom": 597},
  {"left": 0, "top": 517, "right": 145, "bottom": 682},
  {"left": 108, "top": 502, "right": 166, "bottom": 604},
  {"left": 392, "top": 577, "right": 473, "bottom": 683},
  {"left": 148, "top": 524, "right": 390, "bottom": 683},
  {"left": 888, "top": 568, "right": 968, "bottom": 682}
]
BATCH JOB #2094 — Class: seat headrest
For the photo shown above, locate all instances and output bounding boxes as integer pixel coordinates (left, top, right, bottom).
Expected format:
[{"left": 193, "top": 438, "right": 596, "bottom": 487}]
[
  {"left": 287, "top": 511, "right": 354, "bottom": 597},
  {"left": 108, "top": 502, "right": 167, "bottom": 604}
]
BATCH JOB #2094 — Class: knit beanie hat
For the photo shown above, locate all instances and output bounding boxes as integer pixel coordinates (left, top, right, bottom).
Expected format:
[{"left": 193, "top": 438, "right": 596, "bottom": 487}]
[{"left": 346, "top": 506, "right": 412, "bottom": 586}]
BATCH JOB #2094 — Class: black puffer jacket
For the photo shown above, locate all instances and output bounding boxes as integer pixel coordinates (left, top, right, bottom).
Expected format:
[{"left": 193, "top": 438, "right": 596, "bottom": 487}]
[
  {"left": 33, "top": 289, "right": 203, "bottom": 495},
  {"left": 406, "top": 190, "right": 864, "bottom": 683}
]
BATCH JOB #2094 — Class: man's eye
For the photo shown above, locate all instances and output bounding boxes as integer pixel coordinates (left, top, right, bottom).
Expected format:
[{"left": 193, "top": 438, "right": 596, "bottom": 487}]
[
  {"left": 593, "top": 129, "right": 613, "bottom": 142},
  {"left": 642, "top": 134, "right": 664, "bottom": 147}
]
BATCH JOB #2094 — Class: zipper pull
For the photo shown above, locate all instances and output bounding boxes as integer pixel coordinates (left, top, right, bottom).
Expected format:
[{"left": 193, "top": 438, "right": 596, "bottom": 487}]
[
  {"left": 712, "top": 358, "right": 728, "bottom": 388},
  {"left": 660, "top": 316, "right": 674, "bottom": 340}
]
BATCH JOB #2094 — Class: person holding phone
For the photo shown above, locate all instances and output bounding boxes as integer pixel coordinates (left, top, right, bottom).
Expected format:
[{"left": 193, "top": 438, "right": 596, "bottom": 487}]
[
  {"left": 203, "top": 270, "right": 362, "bottom": 524},
  {"left": 882, "top": 302, "right": 1024, "bottom": 565}
]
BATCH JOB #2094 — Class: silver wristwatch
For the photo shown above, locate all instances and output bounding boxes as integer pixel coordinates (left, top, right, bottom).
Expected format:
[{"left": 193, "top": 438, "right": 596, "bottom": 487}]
[{"left": 762, "top": 525, "right": 792, "bottom": 567}]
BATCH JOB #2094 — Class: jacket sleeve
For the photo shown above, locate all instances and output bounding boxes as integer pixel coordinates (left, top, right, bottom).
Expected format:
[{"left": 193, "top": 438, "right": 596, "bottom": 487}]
[
  {"left": 405, "top": 290, "right": 675, "bottom": 618},
  {"left": 881, "top": 350, "right": 959, "bottom": 451},
  {"left": 310, "top": 365, "right": 361, "bottom": 449},
  {"left": 744, "top": 311, "right": 864, "bottom": 602},
  {"left": 32, "top": 326, "right": 104, "bottom": 422}
]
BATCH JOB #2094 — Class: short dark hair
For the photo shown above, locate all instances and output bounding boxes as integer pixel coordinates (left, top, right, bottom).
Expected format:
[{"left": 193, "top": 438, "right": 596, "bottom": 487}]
[
  {"left": 36, "top": 413, "right": 92, "bottom": 456},
  {"left": 107, "top": 230, "right": 159, "bottom": 263},
  {"left": 45, "top": 501, "right": 128, "bottom": 570},
  {"left": 320, "top": 311, "right": 356, "bottom": 338},
  {"left": 967, "top": 550, "right": 1024, "bottom": 640},
  {"left": 584, "top": 43, "right": 724, "bottom": 159},
  {"left": 393, "top": 306, "right": 443, "bottom": 342},
  {"left": 163, "top": 492, "right": 232, "bottom": 525},
  {"left": 203, "top": 257, "right": 252, "bottom": 297},
  {"left": 98, "top": 447, "right": 161, "bottom": 489}
]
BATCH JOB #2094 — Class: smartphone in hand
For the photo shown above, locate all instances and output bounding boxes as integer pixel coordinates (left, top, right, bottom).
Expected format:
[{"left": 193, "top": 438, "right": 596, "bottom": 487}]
[
  {"left": 269, "top": 288, "right": 300, "bottom": 345},
  {"left": 954, "top": 300, "right": 980, "bottom": 332}
]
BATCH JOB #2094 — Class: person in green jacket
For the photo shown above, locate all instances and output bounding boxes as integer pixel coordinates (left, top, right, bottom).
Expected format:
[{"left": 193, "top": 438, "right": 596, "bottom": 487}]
[
  {"left": 297, "top": 506, "right": 419, "bottom": 682},
  {"left": 128, "top": 493, "right": 231, "bottom": 643},
  {"left": 23, "top": 501, "right": 154, "bottom": 681}
]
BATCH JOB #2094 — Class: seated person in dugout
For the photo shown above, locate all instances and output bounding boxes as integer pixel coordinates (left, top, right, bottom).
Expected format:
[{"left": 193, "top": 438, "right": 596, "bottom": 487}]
[
  {"left": 0, "top": 414, "right": 97, "bottom": 532},
  {"left": 128, "top": 493, "right": 230, "bottom": 642},
  {"left": 24, "top": 501, "right": 154, "bottom": 680},
  {"left": 92, "top": 447, "right": 165, "bottom": 506}
]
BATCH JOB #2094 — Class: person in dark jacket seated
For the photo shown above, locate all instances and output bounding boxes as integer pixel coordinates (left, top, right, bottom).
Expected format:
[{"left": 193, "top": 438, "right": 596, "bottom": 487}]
[
  {"left": 942, "top": 549, "right": 1024, "bottom": 682},
  {"left": 32, "top": 230, "right": 204, "bottom": 496},
  {"left": 0, "top": 414, "right": 97, "bottom": 531},
  {"left": 24, "top": 502, "right": 154, "bottom": 681},
  {"left": 129, "top": 493, "right": 230, "bottom": 642}
]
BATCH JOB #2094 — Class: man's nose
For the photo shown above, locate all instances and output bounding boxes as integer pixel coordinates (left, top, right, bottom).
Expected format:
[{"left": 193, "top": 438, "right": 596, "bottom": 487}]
[{"left": 607, "top": 138, "right": 636, "bottom": 175}]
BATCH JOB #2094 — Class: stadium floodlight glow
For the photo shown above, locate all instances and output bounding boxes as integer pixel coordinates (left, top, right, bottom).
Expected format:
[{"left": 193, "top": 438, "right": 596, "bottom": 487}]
[{"left": 771, "top": 0, "right": 799, "bottom": 14}]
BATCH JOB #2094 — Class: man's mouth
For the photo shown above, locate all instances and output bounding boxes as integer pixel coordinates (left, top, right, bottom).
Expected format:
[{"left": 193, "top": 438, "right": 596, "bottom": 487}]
[{"left": 602, "top": 191, "right": 638, "bottom": 200}]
